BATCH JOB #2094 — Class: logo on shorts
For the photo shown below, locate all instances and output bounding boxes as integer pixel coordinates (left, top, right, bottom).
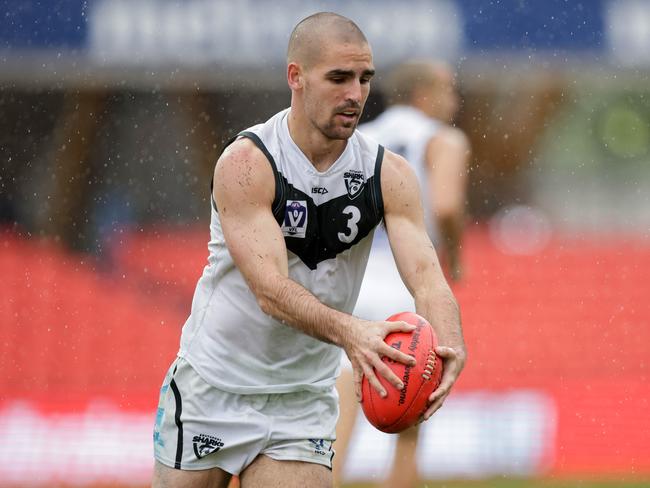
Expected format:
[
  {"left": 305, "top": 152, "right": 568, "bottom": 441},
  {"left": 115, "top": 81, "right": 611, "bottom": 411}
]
[
  {"left": 192, "top": 433, "right": 225, "bottom": 459},
  {"left": 343, "top": 170, "right": 365, "bottom": 199},
  {"left": 281, "top": 200, "right": 308, "bottom": 238},
  {"left": 153, "top": 407, "right": 166, "bottom": 448},
  {"left": 308, "top": 438, "right": 331, "bottom": 456}
]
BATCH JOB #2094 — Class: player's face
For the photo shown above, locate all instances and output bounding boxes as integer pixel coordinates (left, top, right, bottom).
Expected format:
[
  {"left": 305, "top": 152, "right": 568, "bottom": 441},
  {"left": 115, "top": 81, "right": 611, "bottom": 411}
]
[{"left": 302, "top": 42, "right": 374, "bottom": 140}]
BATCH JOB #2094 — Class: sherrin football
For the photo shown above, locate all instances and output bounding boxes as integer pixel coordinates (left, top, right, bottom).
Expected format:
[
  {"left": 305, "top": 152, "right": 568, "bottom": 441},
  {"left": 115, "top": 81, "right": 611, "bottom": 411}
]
[{"left": 361, "top": 312, "right": 443, "bottom": 433}]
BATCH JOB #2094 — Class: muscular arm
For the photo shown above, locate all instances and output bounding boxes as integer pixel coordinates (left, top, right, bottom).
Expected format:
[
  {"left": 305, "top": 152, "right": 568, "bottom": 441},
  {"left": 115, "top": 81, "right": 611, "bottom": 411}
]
[
  {"left": 213, "top": 138, "right": 415, "bottom": 396},
  {"left": 426, "top": 127, "right": 470, "bottom": 281},
  {"left": 382, "top": 150, "right": 467, "bottom": 419}
]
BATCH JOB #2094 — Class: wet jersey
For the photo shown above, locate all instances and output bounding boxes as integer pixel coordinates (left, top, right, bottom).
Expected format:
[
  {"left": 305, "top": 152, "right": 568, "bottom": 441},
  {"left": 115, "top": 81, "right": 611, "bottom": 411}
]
[
  {"left": 178, "top": 108, "right": 385, "bottom": 394},
  {"left": 359, "top": 105, "right": 441, "bottom": 243}
]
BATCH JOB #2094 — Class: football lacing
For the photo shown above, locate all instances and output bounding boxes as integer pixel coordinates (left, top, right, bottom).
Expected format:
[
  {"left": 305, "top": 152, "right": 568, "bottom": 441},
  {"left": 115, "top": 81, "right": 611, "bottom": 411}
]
[{"left": 421, "top": 350, "right": 437, "bottom": 380}]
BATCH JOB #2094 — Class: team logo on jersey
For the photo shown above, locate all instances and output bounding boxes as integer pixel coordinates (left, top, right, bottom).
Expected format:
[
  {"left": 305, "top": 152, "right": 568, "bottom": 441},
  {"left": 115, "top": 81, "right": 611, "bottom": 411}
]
[
  {"left": 192, "top": 433, "right": 225, "bottom": 459},
  {"left": 343, "top": 170, "right": 365, "bottom": 199},
  {"left": 282, "top": 200, "right": 308, "bottom": 238}
]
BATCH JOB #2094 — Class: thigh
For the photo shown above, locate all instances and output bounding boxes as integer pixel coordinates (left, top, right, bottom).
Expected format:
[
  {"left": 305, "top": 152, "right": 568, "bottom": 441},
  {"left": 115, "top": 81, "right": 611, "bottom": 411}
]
[
  {"left": 154, "top": 358, "right": 269, "bottom": 475},
  {"left": 152, "top": 460, "right": 232, "bottom": 488},
  {"left": 240, "top": 455, "right": 331, "bottom": 488}
]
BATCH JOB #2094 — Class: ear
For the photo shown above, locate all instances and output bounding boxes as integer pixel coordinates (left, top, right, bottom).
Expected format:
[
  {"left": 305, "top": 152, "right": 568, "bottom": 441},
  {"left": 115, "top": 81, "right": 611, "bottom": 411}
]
[{"left": 287, "top": 62, "right": 303, "bottom": 90}]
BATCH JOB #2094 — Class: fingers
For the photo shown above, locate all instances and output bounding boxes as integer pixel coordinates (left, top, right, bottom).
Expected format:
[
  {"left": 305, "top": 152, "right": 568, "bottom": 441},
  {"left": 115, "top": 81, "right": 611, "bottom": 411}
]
[
  {"left": 424, "top": 373, "right": 453, "bottom": 419},
  {"left": 423, "top": 388, "right": 449, "bottom": 420},
  {"left": 371, "top": 356, "right": 404, "bottom": 391},
  {"left": 361, "top": 362, "right": 387, "bottom": 398},
  {"left": 349, "top": 319, "right": 431, "bottom": 401},
  {"left": 427, "top": 364, "right": 457, "bottom": 406},
  {"left": 355, "top": 350, "right": 406, "bottom": 398},
  {"left": 434, "top": 345, "right": 457, "bottom": 358},
  {"left": 380, "top": 320, "right": 418, "bottom": 366},
  {"left": 423, "top": 346, "right": 462, "bottom": 420},
  {"left": 381, "top": 343, "right": 417, "bottom": 367},
  {"left": 386, "top": 320, "right": 417, "bottom": 334}
]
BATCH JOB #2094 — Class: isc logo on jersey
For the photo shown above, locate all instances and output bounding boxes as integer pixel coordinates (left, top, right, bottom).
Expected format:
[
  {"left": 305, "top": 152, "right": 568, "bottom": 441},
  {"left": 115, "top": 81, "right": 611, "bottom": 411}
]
[{"left": 282, "top": 200, "right": 308, "bottom": 238}]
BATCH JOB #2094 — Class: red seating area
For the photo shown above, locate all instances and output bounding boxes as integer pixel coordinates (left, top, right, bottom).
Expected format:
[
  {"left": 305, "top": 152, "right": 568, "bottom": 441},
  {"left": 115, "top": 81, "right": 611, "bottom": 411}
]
[
  {"left": 108, "top": 224, "right": 650, "bottom": 390},
  {"left": 454, "top": 231, "right": 649, "bottom": 388},
  {"left": 1, "top": 225, "right": 649, "bottom": 474},
  {"left": 0, "top": 230, "right": 186, "bottom": 406}
]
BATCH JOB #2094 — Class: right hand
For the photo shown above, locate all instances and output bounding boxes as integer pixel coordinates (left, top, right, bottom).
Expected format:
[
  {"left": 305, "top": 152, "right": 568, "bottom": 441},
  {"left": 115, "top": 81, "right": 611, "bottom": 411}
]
[{"left": 343, "top": 319, "right": 417, "bottom": 402}]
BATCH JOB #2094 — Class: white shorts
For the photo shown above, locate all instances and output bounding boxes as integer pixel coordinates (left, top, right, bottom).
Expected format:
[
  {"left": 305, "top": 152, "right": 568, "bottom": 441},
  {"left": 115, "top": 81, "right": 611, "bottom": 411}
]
[{"left": 153, "top": 357, "right": 338, "bottom": 474}]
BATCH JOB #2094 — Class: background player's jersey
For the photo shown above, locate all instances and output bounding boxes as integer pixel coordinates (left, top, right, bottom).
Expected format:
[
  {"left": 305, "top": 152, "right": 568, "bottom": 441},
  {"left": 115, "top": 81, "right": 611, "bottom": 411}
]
[
  {"left": 360, "top": 105, "right": 441, "bottom": 244},
  {"left": 179, "top": 108, "right": 385, "bottom": 394}
]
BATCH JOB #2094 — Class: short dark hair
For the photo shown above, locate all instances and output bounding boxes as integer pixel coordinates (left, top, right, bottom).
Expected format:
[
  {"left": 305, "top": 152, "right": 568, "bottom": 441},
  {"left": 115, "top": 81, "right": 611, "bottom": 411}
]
[{"left": 287, "top": 12, "right": 368, "bottom": 68}]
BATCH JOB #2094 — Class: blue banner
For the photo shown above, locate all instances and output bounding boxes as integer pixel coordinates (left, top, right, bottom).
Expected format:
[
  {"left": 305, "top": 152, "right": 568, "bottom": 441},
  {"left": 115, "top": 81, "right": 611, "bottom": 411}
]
[
  {"left": 1, "top": 0, "right": 88, "bottom": 49},
  {"left": 0, "top": 0, "right": 644, "bottom": 66}
]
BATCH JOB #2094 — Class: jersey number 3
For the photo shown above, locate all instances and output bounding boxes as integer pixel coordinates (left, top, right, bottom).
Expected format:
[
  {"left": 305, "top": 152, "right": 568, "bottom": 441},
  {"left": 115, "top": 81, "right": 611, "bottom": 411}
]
[{"left": 338, "top": 205, "right": 361, "bottom": 243}]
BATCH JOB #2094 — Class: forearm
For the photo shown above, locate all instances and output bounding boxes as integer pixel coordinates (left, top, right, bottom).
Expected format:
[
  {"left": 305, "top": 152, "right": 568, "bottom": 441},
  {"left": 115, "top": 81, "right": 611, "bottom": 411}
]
[
  {"left": 254, "top": 273, "right": 357, "bottom": 349},
  {"left": 414, "top": 283, "right": 465, "bottom": 353}
]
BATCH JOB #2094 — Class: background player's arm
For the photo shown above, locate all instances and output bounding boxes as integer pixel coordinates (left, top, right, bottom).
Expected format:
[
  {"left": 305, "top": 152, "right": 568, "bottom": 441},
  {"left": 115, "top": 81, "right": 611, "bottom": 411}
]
[
  {"left": 381, "top": 150, "right": 467, "bottom": 419},
  {"left": 427, "top": 127, "right": 470, "bottom": 281},
  {"left": 213, "top": 138, "right": 415, "bottom": 396}
]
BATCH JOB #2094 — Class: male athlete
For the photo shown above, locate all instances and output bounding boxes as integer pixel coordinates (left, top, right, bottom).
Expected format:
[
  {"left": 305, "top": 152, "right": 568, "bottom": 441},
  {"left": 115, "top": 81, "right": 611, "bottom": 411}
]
[
  {"left": 153, "top": 13, "right": 466, "bottom": 488},
  {"left": 334, "top": 61, "right": 470, "bottom": 488}
]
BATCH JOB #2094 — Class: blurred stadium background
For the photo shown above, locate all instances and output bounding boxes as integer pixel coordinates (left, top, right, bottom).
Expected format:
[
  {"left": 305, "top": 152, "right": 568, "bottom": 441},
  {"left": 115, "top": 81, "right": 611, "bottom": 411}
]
[{"left": 1, "top": 0, "right": 649, "bottom": 486}]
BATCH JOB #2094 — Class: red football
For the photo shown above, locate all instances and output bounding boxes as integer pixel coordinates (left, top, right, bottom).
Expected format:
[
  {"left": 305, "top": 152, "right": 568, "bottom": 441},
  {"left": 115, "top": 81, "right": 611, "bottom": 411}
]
[{"left": 361, "top": 312, "right": 443, "bottom": 433}]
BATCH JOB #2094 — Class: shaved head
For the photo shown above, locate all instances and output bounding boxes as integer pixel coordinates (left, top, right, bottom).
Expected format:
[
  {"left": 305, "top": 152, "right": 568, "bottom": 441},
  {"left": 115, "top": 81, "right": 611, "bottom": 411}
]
[{"left": 287, "top": 12, "right": 369, "bottom": 69}]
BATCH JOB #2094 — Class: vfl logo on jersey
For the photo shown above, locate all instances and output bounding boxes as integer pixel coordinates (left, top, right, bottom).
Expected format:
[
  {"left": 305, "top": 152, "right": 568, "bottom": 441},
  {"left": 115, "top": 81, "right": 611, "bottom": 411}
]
[
  {"left": 192, "top": 434, "right": 225, "bottom": 459},
  {"left": 343, "top": 170, "right": 365, "bottom": 199},
  {"left": 282, "top": 200, "right": 308, "bottom": 238}
]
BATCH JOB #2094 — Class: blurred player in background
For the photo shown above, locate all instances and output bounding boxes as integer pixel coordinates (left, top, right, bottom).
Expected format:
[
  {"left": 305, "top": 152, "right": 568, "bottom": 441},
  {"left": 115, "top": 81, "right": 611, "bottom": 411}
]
[
  {"left": 152, "top": 13, "right": 465, "bottom": 488},
  {"left": 333, "top": 60, "right": 470, "bottom": 488}
]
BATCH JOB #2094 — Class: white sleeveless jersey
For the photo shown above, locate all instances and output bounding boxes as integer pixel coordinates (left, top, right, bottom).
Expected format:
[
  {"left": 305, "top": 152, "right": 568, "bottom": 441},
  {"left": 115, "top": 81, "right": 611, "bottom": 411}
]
[
  {"left": 179, "top": 108, "right": 385, "bottom": 394},
  {"left": 359, "top": 105, "right": 441, "bottom": 243}
]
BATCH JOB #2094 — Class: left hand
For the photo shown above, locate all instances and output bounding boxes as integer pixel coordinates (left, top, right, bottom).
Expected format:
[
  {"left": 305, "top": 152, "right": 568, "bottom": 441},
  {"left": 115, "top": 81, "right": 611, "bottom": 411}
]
[{"left": 422, "top": 345, "right": 466, "bottom": 420}]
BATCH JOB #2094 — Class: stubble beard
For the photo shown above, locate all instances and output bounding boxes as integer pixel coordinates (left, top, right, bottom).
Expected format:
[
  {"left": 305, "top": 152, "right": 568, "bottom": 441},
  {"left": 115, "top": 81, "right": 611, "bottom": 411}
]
[{"left": 316, "top": 107, "right": 362, "bottom": 140}]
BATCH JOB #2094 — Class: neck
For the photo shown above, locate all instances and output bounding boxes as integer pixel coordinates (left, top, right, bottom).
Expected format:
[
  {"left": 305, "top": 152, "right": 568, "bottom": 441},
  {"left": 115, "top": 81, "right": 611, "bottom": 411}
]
[{"left": 287, "top": 108, "right": 348, "bottom": 172}]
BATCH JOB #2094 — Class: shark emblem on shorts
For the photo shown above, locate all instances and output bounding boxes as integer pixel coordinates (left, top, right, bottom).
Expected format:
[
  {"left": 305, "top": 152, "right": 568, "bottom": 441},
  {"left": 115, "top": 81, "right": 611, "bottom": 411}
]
[{"left": 192, "top": 434, "right": 225, "bottom": 459}]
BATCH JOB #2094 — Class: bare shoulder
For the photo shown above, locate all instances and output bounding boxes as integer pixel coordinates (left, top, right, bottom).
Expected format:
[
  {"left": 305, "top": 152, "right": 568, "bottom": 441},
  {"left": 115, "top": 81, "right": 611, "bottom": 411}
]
[
  {"left": 380, "top": 149, "right": 422, "bottom": 211},
  {"left": 381, "top": 149, "right": 417, "bottom": 186},
  {"left": 213, "top": 136, "right": 275, "bottom": 205},
  {"left": 215, "top": 136, "right": 272, "bottom": 181}
]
